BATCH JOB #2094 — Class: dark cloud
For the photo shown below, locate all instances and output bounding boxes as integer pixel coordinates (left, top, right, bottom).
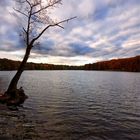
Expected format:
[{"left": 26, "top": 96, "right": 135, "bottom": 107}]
[
  {"left": 69, "top": 43, "right": 95, "bottom": 56},
  {"left": 33, "top": 40, "right": 54, "bottom": 55}
]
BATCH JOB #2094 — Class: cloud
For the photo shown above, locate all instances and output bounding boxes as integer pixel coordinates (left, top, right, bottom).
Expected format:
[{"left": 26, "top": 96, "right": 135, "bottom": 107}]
[
  {"left": 69, "top": 42, "right": 95, "bottom": 56},
  {"left": 0, "top": 0, "right": 140, "bottom": 65}
]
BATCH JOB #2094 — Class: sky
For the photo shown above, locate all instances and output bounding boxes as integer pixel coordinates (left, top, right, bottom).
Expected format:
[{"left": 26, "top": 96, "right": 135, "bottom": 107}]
[{"left": 0, "top": 0, "right": 140, "bottom": 65}]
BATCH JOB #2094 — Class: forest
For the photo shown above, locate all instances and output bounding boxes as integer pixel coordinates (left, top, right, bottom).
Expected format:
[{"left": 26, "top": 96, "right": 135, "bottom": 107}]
[
  {"left": 0, "top": 58, "right": 83, "bottom": 70},
  {"left": 0, "top": 55, "right": 140, "bottom": 72},
  {"left": 85, "top": 55, "right": 140, "bottom": 72}
]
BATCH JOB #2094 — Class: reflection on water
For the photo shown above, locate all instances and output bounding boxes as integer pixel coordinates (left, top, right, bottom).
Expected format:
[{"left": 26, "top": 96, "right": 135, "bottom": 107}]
[{"left": 0, "top": 71, "right": 140, "bottom": 140}]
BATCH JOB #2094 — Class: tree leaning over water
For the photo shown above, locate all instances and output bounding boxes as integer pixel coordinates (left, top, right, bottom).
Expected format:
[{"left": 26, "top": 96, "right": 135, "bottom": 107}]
[{"left": 2, "top": 0, "right": 76, "bottom": 105}]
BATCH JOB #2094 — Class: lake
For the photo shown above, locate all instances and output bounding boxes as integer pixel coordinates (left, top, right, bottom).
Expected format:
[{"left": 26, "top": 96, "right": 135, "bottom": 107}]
[{"left": 0, "top": 71, "right": 140, "bottom": 140}]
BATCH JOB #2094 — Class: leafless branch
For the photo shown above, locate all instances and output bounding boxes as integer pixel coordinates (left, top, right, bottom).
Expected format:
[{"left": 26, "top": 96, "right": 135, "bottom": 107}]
[
  {"left": 26, "top": 6, "right": 33, "bottom": 45},
  {"left": 32, "top": 0, "right": 61, "bottom": 15},
  {"left": 13, "top": 8, "right": 28, "bottom": 17},
  {"left": 22, "top": 27, "right": 27, "bottom": 33},
  {"left": 14, "top": 0, "right": 76, "bottom": 47},
  {"left": 25, "top": 0, "right": 32, "bottom": 8},
  {"left": 56, "top": 24, "right": 64, "bottom": 29},
  {"left": 31, "top": 16, "right": 77, "bottom": 45}
]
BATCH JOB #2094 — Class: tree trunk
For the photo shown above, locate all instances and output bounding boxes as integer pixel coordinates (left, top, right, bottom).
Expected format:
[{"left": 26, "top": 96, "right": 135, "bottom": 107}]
[{"left": 6, "top": 46, "right": 31, "bottom": 96}]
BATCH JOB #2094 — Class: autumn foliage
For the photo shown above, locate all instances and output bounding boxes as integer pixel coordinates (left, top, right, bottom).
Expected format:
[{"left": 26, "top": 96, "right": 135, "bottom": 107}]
[
  {"left": 85, "top": 55, "right": 140, "bottom": 72},
  {"left": 0, "top": 55, "right": 140, "bottom": 72}
]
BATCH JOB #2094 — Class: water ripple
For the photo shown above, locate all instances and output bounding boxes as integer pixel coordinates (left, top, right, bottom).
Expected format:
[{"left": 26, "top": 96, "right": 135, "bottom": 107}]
[{"left": 0, "top": 71, "right": 140, "bottom": 140}]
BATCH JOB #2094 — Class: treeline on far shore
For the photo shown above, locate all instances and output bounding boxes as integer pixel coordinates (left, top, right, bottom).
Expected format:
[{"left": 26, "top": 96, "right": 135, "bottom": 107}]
[
  {"left": 0, "top": 55, "right": 140, "bottom": 72},
  {"left": 0, "top": 59, "right": 83, "bottom": 70},
  {"left": 85, "top": 55, "right": 140, "bottom": 72}
]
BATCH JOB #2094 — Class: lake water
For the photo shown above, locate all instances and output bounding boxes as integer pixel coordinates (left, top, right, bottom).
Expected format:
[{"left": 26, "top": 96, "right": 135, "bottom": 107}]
[{"left": 0, "top": 71, "right": 140, "bottom": 140}]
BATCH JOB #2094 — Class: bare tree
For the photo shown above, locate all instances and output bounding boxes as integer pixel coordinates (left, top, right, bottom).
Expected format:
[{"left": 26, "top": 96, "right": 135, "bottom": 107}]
[{"left": 5, "top": 0, "right": 76, "bottom": 100}]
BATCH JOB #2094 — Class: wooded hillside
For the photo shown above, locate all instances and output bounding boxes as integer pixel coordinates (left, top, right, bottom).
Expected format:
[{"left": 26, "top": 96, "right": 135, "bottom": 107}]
[{"left": 85, "top": 56, "right": 140, "bottom": 72}]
